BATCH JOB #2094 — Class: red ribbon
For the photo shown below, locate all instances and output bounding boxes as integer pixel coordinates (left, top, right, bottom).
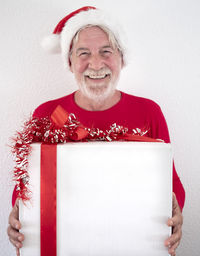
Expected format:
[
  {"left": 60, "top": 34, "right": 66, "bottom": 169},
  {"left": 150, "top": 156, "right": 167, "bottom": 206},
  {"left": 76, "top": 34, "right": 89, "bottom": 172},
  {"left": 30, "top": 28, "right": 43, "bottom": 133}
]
[
  {"left": 119, "top": 134, "right": 161, "bottom": 142},
  {"left": 41, "top": 144, "right": 57, "bottom": 256},
  {"left": 51, "top": 105, "right": 69, "bottom": 127}
]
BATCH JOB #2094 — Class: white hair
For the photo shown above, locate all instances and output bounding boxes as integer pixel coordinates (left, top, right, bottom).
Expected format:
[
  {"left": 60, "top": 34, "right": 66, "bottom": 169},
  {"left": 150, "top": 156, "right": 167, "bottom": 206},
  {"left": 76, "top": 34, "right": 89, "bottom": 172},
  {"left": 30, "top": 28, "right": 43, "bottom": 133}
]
[{"left": 69, "top": 24, "right": 123, "bottom": 61}]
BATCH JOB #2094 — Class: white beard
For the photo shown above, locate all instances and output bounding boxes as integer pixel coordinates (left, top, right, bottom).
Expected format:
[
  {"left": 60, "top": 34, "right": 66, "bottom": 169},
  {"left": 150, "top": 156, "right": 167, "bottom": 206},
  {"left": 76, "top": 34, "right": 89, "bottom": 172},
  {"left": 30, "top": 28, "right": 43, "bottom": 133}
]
[
  {"left": 77, "top": 68, "right": 119, "bottom": 103},
  {"left": 78, "top": 80, "right": 117, "bottom": 103}
]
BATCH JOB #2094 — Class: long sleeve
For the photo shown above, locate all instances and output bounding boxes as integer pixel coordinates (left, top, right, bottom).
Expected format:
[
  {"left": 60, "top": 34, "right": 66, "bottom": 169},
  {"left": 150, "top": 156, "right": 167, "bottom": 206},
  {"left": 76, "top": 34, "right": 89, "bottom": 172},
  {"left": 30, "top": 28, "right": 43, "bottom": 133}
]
[{"left": 148, "top": 103, "right": 185, "bottom": 210}]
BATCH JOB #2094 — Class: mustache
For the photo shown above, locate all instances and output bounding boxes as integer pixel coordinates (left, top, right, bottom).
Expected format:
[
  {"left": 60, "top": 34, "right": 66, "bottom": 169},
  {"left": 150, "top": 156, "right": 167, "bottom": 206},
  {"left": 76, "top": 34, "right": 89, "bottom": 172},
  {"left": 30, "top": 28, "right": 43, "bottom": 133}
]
[{"left": 83, "top": 67, "right": 112, "bottom": 76}]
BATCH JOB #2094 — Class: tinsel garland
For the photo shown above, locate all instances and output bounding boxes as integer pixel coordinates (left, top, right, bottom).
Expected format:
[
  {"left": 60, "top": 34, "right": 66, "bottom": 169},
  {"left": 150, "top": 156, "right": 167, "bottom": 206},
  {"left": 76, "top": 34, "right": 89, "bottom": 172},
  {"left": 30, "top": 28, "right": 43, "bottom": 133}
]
[{"left": 11, "top": 108, "right": 155, "bottom": 201}]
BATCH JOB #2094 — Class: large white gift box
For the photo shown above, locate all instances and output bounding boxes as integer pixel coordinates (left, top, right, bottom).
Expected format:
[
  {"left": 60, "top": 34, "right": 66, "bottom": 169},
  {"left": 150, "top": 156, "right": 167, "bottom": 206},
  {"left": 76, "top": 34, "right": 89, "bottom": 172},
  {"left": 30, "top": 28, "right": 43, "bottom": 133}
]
[{"left": 19, "top": 141, "right": 172, "bottom": 256}]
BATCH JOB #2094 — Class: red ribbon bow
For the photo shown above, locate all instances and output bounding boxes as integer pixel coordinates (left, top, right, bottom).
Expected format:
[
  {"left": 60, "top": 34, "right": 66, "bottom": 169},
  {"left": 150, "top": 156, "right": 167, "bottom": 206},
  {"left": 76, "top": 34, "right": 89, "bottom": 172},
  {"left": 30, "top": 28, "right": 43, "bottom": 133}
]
[{"left": 50, "top": 105, "right": 161, "bottom": 143}]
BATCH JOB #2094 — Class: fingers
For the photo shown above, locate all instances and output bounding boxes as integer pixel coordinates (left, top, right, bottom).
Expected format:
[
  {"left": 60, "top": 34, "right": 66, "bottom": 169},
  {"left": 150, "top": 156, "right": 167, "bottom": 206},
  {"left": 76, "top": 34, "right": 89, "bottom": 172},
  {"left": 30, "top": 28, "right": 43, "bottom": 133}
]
[
  {"left": 7, "top": 225, "right": 24, "bottom": 247},
  {"left": 167, "top": 214, "right": 183, "bottom": 229},
  {"left": 172, "top": 193, "right": 182, "bottom": 218},
  {"left": 7, "top": 199, "right": 24, "bottom": 250},
  {"left": 165, "top": 227, "right": 182, "bottom": 256},
  {"left": 165, "top": 226, "right": 182, "bottom": 247},
  {"left": 168, "top": 193, "right": 183, "bottom": 230},
  {"left": 8, "top": 212, "right": 21, "bottom": 231},
  {"left": 168, "top": 241, "right": 180, "bottom": 256},
  {"left": 168, "top": 195, "right": 183, "bottom": 231},
  {"left": 9, "top": 199, "right": 20, "bottom": 228},
  {"left": 164, "top": 193, "right": 183, "bottom": 255},
  {"left": 16, "top": 248, "right": 20, "bottom": 256},
  {"left": 171, "top": 211, "right": 183, "bottom": 227}
]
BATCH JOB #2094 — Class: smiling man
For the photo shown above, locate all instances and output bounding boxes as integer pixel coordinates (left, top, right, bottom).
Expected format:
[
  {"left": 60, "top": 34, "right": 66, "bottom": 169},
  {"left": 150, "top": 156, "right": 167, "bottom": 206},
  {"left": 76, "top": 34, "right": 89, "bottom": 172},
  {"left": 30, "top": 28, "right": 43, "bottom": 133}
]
[
  {"left": 7, "top": 6, "right": 185, "bottom": 256},
  {"left": 70, "top": 25, "right": 123, "bottom": 110}
]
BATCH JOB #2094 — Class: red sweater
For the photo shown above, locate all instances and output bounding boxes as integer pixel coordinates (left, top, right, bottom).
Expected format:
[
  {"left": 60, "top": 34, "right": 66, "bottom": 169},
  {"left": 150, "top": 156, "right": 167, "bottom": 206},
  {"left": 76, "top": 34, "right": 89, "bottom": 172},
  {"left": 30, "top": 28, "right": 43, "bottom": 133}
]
[{"left": 12, "top": 91, "right": 185, "bottom": 210}]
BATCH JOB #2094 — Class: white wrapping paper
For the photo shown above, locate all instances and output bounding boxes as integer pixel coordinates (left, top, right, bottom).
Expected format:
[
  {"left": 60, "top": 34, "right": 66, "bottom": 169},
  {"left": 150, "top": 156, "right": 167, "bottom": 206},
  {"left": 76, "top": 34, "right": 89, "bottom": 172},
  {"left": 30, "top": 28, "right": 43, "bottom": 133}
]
[{"left": 20, "top": 141, "right": 172, "bottom": 256}]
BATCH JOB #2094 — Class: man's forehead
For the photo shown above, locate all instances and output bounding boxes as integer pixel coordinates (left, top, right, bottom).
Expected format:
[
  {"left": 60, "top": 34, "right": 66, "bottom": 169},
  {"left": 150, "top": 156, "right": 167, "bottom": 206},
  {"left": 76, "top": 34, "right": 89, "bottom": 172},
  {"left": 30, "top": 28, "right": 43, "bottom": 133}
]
[
  {"left": 79, "top": 26, "right": 108, "bottom": 37},
  {"left": 75, "top": 45, "right": 114, "bottom": 52},
  {"left": 70, "top": 26, "right": 119, "bottom": 55},
  {"left": 75, "top": 26, "right": 109, "bottom": 43}
]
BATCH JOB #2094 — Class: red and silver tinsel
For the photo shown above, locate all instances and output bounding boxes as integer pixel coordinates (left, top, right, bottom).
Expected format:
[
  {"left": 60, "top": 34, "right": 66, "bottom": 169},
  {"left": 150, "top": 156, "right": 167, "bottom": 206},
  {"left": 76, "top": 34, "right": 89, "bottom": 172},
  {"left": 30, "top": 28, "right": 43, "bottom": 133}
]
[{"left": 11, "top": 106, "right": 160, "bottom": 201}]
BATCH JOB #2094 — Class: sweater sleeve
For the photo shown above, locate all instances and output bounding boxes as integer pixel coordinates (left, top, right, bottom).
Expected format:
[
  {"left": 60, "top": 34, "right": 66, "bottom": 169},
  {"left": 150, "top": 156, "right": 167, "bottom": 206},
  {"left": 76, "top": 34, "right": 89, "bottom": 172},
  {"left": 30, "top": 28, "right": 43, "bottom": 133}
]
[
  {"left": 149, "top": 103, "right": 185, "bottom": 210},
  {"left": 32, "top": 100, "right": 57, "bottom": 118}
]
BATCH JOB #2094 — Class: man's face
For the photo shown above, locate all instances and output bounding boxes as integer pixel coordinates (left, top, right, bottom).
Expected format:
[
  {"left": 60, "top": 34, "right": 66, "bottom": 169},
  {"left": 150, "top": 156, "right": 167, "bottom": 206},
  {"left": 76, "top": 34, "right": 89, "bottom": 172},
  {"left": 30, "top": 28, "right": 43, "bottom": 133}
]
[{"left": 70, "top": 26, "right": 123, "bottom": 101}]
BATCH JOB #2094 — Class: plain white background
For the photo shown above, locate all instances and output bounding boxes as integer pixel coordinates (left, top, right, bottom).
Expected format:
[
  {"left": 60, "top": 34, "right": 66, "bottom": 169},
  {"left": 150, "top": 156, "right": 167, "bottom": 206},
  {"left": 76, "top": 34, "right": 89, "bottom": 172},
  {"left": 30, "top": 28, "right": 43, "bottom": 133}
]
[{"left": 0, "top": 0, "right": 199, "bottom": 255}]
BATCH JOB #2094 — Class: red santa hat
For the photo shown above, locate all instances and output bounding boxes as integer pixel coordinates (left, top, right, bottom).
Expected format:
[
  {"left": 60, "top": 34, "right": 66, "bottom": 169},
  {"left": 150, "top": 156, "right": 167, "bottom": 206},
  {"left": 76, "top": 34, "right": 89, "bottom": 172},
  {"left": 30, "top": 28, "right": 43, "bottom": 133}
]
[{"left": 41, "top": 6, "right": 128, "bottom": 70}]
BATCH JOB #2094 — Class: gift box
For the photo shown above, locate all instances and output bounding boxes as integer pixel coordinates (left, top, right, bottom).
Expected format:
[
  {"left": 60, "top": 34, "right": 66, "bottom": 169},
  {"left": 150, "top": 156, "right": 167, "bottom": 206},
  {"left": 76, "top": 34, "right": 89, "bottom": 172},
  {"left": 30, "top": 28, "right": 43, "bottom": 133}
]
[{"left": 19, "top": 141, "right": 172, "bottom": 256}]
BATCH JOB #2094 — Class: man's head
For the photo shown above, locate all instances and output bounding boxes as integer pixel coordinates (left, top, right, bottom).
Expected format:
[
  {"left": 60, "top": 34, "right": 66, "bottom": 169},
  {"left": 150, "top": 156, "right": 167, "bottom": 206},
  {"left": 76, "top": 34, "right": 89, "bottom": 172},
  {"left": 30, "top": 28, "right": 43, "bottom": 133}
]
[
  {"left": 69, "top": 26, "right": 123, "bottom": 101},
  {"left": 42, "top": 6, "right": 127, "bottom": 102},
  {"left": 42, "top": 6, "right": 127, "bottom": 70}
]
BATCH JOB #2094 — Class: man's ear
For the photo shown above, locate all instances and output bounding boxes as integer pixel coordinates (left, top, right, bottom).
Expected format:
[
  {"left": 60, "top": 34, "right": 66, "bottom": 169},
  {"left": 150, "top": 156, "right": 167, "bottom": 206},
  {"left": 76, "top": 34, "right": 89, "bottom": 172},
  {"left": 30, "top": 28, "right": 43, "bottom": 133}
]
[
  {"left": 121, "top": 56, "right": 125, "bottom": 69},
  {"left": 119, "top": 51, "right": 124, "bottom": 68},
  {"left": 69, "top": 58, "right": 73, "bottom": 73}
]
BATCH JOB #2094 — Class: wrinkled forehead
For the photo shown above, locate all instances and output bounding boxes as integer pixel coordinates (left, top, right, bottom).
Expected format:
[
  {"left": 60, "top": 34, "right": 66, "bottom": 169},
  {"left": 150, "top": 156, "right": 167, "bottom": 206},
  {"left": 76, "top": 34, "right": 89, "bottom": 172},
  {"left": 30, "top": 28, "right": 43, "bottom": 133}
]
[{"left": 70, "top": 25, "right": 122, "bottom": 53}]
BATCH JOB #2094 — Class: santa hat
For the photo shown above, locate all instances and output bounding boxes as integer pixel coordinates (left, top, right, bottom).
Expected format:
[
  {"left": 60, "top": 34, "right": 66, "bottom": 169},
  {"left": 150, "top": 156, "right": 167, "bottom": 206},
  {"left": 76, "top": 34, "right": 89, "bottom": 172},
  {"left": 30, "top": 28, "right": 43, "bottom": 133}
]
[{"left": 41, "top": 6, "right": 128, "bottom": 70}]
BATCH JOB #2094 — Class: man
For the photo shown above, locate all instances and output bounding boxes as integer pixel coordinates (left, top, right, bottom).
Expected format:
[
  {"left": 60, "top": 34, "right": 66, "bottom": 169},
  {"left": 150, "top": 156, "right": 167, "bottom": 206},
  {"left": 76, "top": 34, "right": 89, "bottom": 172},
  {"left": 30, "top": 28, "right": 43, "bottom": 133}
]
[{"left": 7, "top": 6, "right": 185, "bottom": 256}]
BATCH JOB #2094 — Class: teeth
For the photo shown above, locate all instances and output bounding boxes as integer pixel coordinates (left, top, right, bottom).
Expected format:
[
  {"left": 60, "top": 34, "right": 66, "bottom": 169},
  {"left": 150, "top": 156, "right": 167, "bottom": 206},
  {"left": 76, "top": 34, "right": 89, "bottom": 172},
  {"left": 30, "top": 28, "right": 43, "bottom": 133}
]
[{"left": 87, "top": 74, "right": 108, "bottom": 79}]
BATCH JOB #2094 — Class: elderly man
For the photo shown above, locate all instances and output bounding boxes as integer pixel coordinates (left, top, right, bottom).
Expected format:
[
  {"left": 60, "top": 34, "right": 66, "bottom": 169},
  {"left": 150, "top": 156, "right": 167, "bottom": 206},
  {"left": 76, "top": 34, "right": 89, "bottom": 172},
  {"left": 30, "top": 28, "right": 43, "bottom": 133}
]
[{"left": 8, "top": 6, "right": 185, "bottom": 256}]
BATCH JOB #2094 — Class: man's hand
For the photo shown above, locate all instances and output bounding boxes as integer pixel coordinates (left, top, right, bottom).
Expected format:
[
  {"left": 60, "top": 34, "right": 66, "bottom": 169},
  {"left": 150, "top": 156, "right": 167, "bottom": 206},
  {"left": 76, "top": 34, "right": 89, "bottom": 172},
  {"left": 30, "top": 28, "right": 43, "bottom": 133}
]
[
  {"left": 165, "top": 192, "right": 183, "bottom": 256},
  {"left": 7, "top": 198, "right": 24, "bottom": 256}
]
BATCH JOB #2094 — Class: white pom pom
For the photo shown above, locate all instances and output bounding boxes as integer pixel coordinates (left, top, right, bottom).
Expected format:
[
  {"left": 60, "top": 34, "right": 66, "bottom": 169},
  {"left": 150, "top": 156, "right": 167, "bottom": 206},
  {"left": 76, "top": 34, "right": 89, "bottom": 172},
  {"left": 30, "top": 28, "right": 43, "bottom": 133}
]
[{"left": 41, "top": 34, "right": 61, "bottom": 54}]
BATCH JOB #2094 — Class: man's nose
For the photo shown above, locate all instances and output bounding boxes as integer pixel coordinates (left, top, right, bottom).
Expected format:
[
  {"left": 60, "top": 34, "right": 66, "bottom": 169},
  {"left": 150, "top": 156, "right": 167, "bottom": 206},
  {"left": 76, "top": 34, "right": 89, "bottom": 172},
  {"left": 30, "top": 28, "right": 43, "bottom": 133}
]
[{"left": 88, "top": 55, "right": 104, "bottom": 70}]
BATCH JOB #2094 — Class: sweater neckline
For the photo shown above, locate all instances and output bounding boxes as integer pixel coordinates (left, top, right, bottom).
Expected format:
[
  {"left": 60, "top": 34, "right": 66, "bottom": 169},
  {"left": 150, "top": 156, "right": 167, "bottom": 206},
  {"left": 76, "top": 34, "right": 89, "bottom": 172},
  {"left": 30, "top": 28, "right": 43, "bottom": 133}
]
[{"left": 70, "top": 91, "right": 125, "bottom": 114}]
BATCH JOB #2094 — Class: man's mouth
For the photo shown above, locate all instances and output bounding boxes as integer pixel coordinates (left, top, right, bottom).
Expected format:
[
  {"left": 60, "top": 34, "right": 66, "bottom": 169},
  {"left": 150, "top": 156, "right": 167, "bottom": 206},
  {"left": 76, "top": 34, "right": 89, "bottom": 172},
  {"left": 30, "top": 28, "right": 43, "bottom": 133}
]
[{"left": 85, "top": 74, "right": 110, "bottom": 80}]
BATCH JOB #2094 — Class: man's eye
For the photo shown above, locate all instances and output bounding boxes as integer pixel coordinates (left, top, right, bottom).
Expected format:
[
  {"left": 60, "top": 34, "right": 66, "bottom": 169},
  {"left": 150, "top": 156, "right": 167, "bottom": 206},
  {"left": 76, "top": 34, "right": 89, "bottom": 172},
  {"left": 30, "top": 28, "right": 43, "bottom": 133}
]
[
  {"left": 79, "top": 52, "right": 89, "bottom": 56},
  {"left": 101, "top": 50, "right": 112, "bottom": 55}
]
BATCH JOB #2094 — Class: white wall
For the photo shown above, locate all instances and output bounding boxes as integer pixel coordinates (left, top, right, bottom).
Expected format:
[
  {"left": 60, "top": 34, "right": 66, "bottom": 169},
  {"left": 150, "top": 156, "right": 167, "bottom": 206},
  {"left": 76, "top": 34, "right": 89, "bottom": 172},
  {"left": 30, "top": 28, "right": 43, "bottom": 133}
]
[{"left": 1, "top": 0, "right": 199, "bottom": 255}]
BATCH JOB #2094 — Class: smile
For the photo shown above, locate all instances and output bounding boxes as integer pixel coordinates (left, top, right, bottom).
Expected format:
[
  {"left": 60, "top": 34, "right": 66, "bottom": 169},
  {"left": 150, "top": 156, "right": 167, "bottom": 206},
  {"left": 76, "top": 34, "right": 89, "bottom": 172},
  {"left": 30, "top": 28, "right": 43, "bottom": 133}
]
[{"left": 85, "top": 74, "right": 110, "bottom": 80}]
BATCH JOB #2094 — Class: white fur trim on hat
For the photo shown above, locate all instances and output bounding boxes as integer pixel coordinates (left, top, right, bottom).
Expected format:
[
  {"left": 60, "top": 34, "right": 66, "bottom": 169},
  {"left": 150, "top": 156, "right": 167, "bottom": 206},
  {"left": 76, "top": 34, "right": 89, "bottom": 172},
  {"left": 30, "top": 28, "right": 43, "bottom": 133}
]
[
  {"left": 41, "top": 34, "right": 61, "bottom": 54},
  {"left": 42, "top": 8, "right": 128, "bottom": 70}
]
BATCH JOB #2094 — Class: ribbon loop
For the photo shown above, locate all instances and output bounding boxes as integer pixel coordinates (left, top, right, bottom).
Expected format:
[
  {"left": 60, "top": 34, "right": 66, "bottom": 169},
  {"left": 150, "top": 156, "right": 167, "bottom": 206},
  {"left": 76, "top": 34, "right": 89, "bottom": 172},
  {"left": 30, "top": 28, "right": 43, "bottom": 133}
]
[{"left": 51, "top": 105, "right": 69, "bottom": 127}]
